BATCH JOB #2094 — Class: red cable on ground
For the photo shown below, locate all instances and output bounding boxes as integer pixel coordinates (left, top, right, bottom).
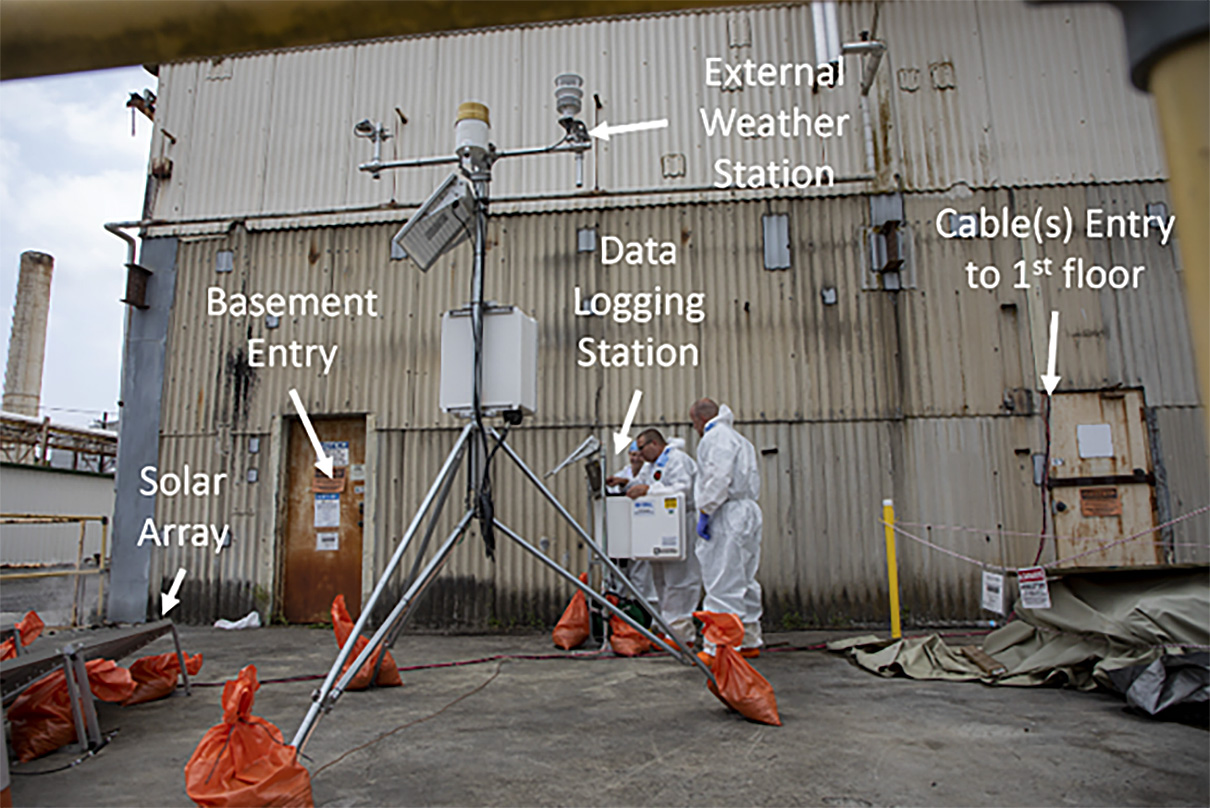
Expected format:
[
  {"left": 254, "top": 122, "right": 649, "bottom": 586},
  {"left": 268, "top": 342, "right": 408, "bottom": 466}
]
[{"left": 189, "top": 629, "right": 1000, "bottom": 687}]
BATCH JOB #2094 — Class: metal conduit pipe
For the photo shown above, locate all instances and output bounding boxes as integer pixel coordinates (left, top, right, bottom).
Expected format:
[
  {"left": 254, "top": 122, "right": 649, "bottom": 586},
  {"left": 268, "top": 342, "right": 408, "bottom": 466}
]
[
  {"left": 106, "top": 175, "right": 882, "bottom": 238},
  {"left": 842, "top": 40, "right": 888, "bottom": 179},
  {"left": 103, "top": 221, "right": 139, "bottom": 265}
]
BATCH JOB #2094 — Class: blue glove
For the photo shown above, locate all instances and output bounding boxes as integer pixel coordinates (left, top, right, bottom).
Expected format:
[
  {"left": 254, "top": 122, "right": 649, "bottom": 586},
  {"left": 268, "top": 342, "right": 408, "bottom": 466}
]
[{"left": 697, "top": 512, "right": 711, "bottom": 540}]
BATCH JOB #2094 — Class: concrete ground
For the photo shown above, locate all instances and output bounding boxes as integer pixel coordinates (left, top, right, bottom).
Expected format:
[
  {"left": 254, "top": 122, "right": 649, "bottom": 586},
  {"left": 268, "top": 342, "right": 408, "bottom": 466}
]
[{"left": 7, "top": 625, "right": 1208, "bottom": 807}]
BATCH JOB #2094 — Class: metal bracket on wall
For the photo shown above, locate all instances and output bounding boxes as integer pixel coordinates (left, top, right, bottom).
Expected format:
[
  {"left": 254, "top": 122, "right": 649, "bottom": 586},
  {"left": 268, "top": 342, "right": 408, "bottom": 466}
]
[{"left": 121, "top": 263, "right": 154, "bottom": 309}]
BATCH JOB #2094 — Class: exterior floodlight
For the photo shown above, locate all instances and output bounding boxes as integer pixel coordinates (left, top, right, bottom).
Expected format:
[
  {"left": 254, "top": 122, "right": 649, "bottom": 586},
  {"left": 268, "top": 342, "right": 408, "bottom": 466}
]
[
  {"left": 554, "top": 73, "right": 583, "bottom": 120},
  {"left": 391, "top": 172, "right": 477, "bottom": 270}
]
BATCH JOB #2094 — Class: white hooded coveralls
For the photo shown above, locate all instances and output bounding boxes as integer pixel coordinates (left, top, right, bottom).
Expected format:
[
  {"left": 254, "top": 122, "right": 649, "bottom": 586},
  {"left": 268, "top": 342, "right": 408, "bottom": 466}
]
[
  {"left": 693, "top": 404, "right": 763, "bottom": 651},
  {"left": 627, "top": 443, "right": 702, "bottom": 645}
]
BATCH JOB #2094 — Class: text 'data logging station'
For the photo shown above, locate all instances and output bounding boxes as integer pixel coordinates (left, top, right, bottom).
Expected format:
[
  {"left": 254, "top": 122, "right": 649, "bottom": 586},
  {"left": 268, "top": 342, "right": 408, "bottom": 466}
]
[{"left": 575, "top": 236, "right": 703, "bottom": 369}]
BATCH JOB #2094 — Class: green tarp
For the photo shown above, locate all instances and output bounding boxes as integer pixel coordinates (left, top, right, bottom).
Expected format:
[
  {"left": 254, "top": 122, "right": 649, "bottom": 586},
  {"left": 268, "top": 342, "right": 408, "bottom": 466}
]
[{"left": 829, "top": 568, "right": 1209, "bottom": 692}]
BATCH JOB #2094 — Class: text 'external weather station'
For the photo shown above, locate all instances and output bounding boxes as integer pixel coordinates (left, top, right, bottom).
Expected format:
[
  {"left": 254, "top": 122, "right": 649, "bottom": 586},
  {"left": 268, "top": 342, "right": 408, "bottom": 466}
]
[
  {"left": 701, "top": 56, "right": 850, "bottom": 190},
  {"left": 207, "top": 287, "right": 382, "bottom": 375},
  {"left": 575, "top": 236, "right": 704, "bottom": 369}
]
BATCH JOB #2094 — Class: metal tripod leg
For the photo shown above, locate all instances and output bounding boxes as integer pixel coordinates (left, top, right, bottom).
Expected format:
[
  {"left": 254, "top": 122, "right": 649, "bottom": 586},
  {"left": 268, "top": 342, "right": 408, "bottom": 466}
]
[
  {"left": 170, "top": 623, "right": 192, "bottom": 696},
  {"left": 290, "top": 425, "right": 472, "bottom": 750},
  {"left": 492, "top": 430, "right": 716, "bottom": 682},
  {"left": 369, "top": 432, "right": 466, "bottom": 684},
  {"left": 493, "top": 519, "right": 718, "bottom": 690},
  {"left": 293, "top": 508, "right": 476, "bottom": 755},
  {"left": 331, "top": 509, "right": 474, "bottom": 698}
]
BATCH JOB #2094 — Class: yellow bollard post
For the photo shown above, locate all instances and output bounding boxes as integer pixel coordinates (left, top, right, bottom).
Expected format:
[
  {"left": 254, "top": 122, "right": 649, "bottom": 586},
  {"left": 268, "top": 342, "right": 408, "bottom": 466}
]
[{"left": 882, "top": 498, "right": 902, "bottom": 640}]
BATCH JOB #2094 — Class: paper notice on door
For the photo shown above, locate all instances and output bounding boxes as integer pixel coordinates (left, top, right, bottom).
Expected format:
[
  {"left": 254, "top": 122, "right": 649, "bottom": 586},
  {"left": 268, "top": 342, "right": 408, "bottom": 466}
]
[
  {"left": 322, "top": 441, "right": 350, "bottom": 468},
  {"left": 1017, "top": 567, "right": 1052, "bottom": 610},
  {"left": 314, "top": 493, "right": 341, "bottom": 528},
  {"left": 981, "top": 570, "right": 1005, "bottom": 614},
  {"left": 316, "top": 532, "right": 339, "bottom": 552},
  {"left": 350, "top": 463, "right": 366, "bottom": 481}
]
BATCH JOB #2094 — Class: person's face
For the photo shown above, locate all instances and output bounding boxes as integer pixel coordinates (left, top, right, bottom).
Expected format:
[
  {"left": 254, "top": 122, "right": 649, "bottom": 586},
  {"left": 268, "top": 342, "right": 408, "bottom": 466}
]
[
  {"left": 628, "top": 449, "right": 643, "bottom": 471},
  {"left": 635, "top": 436, "right": 663, "bottom": 463},
  {"left": 690, "top": 410, "right": 705, "bottom": 437}
]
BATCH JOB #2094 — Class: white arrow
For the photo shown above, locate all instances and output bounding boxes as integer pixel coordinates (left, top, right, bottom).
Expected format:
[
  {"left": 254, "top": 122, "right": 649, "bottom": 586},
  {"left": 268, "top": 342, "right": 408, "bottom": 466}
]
[
  {"left": 289, "top": 388, "right": 334, "bottom": 477},
  {"left": 613, "top": 389, "right": 644, "bottom": 455},
  {"left": 588, "top": 118, "right": 669, "bottom": 142},
  {"left": 162, "top": 567, "right": 187, "bottom": 616},
  {"left": 1040, "top": 310, "right": 1061, "bottom": 395}
]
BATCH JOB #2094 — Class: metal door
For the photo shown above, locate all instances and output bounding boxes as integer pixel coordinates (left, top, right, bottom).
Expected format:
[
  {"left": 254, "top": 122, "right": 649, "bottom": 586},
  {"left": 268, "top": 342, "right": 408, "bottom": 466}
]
[
  {"left": 282, "top": 416, "right": 366, "bottom": 623},
  {"left": 1048, "top": 389, "right": 1160, "bottom": 569}
]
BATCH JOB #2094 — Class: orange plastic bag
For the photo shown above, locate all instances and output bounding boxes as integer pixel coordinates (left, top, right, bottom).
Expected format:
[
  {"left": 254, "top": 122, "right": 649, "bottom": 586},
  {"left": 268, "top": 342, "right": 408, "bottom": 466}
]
[
  {"left": 123, "top": 651, "right": 204, "bottom": 705},
  {"left": 0, "top": 611, "right": 44, "bottom": 660},
  {"left": 7, "top": 658, "right": 136, "bottom": 762},
  {"left": 552, "top": 573, "right": 591, "bottom": 650},
  {"left": 184, "top": 665, "right": 313, "bottom": 808},
  {"left": 694, "top": 611, "right": 781, "bottom": 726},
  {"left": 608, "top": 594, "right": 653, "bottom": 657},
  {"left": 331, "top": 595, "right": 402, "bottom": 690}
]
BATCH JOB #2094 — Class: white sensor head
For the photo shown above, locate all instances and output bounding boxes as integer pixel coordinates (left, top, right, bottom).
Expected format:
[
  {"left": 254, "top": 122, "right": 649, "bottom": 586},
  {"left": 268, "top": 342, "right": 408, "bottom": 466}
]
[{"left": 554, "top": 73, "right": 584, "bottom": 118}]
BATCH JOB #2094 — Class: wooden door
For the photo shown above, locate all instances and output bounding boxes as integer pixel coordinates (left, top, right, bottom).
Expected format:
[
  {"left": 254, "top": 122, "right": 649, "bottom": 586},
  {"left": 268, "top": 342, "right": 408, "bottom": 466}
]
[
  {"left": 282, "top": 417, "right": 367, "bottom": 623},
  {"left": 1049, "top": 390, "right": 1160, "bottom": 569}
]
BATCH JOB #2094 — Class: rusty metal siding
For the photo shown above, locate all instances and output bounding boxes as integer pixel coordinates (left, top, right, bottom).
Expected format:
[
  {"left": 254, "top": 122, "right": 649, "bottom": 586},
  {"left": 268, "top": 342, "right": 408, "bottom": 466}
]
[
  {"left": 1152, "top": 407, "right": 1210, "bottom": 566},
  {"left": 144, "top": 1, "right": 1164, "bottom": 236},
  {"left": 152, "top": 431, "right": 274, "bottom": 624},
  {"left": 882, "top": 1, "right": 1164, "bottom": 193},
  {"left": 900, "top": 182, "right": 1197, "bottom": 418},
  {"left": 1021, "top": 183, "right": 1199, "bottom": 407},
  {"left": 162, "top": 198, "right": 902, "bottom": 437},
  {"left": 153, "top": 184, "right": 1204, "bottom": 625},
  {"left": 891, "top": 415, "right": 1043, "bottom": 621}
]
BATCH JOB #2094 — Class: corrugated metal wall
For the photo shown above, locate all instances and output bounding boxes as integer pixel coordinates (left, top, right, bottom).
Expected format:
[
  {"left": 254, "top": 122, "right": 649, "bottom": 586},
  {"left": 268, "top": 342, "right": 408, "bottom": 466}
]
[
  {"left": 143, "top": 0, "right": 1161, "bottom": 234},
  {"left": 152, "top": 181, "right": 1207, "bottom": 626}
]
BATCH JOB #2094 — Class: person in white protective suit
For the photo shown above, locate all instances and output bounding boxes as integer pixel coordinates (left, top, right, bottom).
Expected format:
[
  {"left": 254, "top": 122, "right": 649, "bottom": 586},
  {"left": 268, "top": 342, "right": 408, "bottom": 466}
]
[
  {"left": 605, "top": 442, "right": 645, "bottom": 494},
  {"left": 621, "top": 428, "right": 702, "bottom": 648},
  {"left": 690, "top": 399, "right": 764, "bottom": 660}
]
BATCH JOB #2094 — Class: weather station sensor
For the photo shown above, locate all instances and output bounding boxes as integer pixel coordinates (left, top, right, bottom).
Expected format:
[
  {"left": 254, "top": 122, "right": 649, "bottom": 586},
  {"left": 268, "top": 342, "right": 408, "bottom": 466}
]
[{"left": 294, "top": 72, "right": 714, "bottom": 757}]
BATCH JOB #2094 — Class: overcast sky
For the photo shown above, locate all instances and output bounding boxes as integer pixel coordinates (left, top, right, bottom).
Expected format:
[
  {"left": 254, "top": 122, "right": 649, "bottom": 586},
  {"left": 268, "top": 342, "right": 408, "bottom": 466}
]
[{"left": 0, "top": 66, "right": 153, "bottom": 428}]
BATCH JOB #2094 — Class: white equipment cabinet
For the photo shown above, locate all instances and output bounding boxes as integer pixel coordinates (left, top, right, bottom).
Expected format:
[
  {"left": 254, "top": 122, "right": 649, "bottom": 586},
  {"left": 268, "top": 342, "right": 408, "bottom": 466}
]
[
  {"left": 439, "top": 305, "right": 538, "bottom": 417},
  {"left": 602, "top": 493, "right": 687, "bottom": 561}
]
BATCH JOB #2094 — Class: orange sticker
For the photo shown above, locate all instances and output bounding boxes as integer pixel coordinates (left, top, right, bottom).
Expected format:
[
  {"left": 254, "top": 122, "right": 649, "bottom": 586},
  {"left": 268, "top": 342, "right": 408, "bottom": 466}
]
[{"left": 312, "top": 466, "right": 347, "bottom": 493}]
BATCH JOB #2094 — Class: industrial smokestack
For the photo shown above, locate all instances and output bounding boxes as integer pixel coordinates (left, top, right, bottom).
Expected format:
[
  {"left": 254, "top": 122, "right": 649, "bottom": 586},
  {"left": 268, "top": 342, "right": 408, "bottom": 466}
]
[{"left": 3, "top": 251, "right": 54, "bottom": 417}]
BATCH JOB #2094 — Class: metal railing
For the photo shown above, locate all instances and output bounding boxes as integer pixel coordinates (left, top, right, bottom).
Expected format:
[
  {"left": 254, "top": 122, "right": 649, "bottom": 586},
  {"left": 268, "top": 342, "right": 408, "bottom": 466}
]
[{"left": 0, "top": 514, "right": 109, "bottom": 627}]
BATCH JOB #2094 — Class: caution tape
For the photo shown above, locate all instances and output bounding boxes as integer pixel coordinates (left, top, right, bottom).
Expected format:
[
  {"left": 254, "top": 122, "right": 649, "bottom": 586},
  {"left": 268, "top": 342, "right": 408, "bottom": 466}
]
[
  {"left": 880, "top": 503, "right": 1210, "bottom": 573},
  {"left": 896, "top": 506, "right": 1210, "bottom": 546}
]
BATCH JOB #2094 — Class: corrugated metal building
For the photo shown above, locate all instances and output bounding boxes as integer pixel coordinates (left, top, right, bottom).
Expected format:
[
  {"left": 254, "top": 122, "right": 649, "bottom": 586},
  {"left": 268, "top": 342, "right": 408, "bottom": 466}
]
[{"left": 113, "top": 1, "right": 1207, "bottom": 627}]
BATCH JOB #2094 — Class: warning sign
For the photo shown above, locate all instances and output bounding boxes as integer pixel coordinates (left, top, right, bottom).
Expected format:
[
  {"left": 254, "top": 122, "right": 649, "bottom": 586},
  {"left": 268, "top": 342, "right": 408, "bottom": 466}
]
[
  {"left": 312, "top": 466, "right": 347, "bottom": 493},
  {"left": 981, "top": 570, "right": 1005, "bottom": 615},
  {"left": 1079, "top": 487, "right": 1121, "bottom": 517},
  {"left": 1017, "top": 566, "right": 1052, "bottom": 610}
]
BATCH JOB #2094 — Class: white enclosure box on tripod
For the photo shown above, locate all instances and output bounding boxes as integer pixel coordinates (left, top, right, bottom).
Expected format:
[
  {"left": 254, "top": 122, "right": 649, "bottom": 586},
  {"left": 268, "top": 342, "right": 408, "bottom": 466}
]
[
  {"left": 439, "top": 305, "right": 538, "bottom": 417},
  {"left": 602, "top": 493, "right": 687, "bottom": 561}
]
